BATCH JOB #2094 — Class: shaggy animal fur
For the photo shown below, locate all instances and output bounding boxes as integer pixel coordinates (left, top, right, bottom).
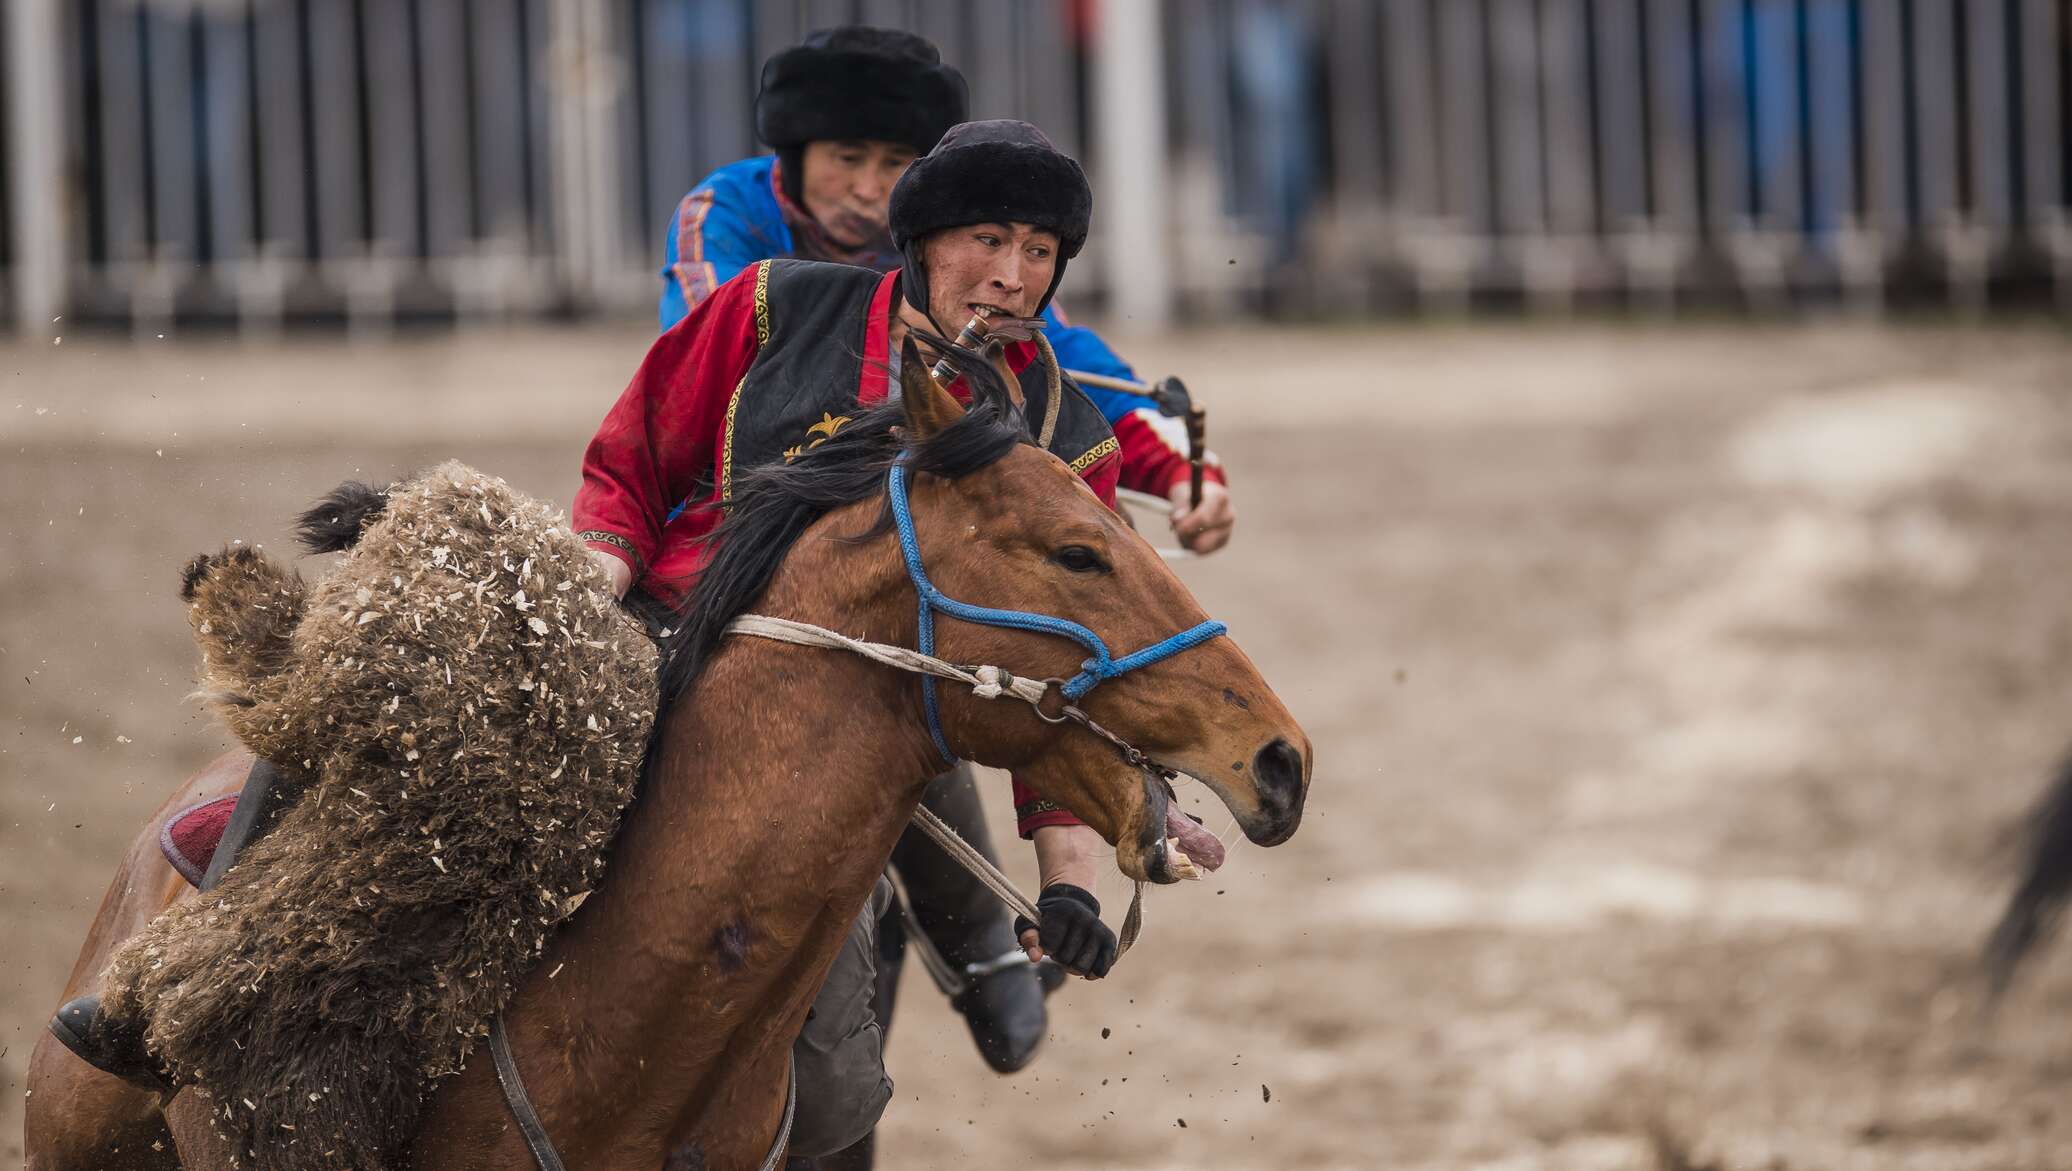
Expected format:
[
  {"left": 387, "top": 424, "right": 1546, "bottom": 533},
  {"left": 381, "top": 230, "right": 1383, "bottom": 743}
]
[{"left": 103, "top": 461, "right": 657, "bottom": 1171}]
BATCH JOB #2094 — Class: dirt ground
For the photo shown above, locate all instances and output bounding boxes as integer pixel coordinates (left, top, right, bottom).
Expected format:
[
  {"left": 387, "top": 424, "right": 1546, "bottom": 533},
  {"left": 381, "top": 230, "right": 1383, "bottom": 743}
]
[{"left": 5, "top": 319, "right": 2072, "bottom": 1170}]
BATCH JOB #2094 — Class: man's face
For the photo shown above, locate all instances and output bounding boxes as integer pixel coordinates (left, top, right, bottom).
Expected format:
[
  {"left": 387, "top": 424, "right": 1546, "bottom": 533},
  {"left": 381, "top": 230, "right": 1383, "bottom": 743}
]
[
  {"left": 799, "top": 139, "right": 916, "bottom": 246},
  {"left": 920, "top": 222, "right": 1061, "bottom": 326}
]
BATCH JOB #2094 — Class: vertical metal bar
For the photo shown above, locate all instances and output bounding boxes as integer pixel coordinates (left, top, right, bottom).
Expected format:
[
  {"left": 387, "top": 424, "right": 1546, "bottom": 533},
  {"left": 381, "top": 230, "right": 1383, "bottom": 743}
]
[
  {"left": 526, "top": 0, "right": 557, "bottom": 259},
  {"left": 1097, "top": 0, "right": 1172, "bottom": 328},
  {"left": 362, "top": 0, "right": 421, "bottom": 258},
  {"left": 1859, "top": 0, "right": 1907, "bottom": 232},
  {"left": 97, "top": 0, "right": 148, "bottom": 271},
  {"left": 251, "top": 0, "right": 306, "bottom": 258},
  {"left": 1540, "top": 0, "right": 1595, "bottom": 237},
  {"left": 554, "top": 0, "right": 624, "bottom": 306},
  {"left": 1803, "top": 0, "right": 1855, "bottom": 236},
  {"left": 1592, "top": 0, "right": 1648, "bottom": 234},
  {"left": 1699, "top": 0, "right": 1748, "bottom": 234},
  {"left": 752, "top": 0, "right": 804, "bottom": 78},
  {"left": 549, "top": 0, "right": 588, "bottom": 297},
  {"left": 1963, "top": 0, "right": 2009, "bottom": 227},
  {"left": 2020, "top": 0, "right": 2060, "bottom": 232},
  {"left": 145, "top": 1, "right": 198, "bottom": 269},
  {"left": 473, "top": 0, "right": 527, "bottom": 242},
  {"left": 1022, "top": 0, "right": 1078, "bottom": 160},
  {"left": 1910, "top": 0, "right": 1958, "bottom": 227},
  {"left": 1436, "top": 0, "right": 1490, "bottom": 231},
  {"left": 1644, "top": 0, "right": 1698, "bottom": 232},
  {"left": 967, "top": 5, "right": 1018, "bottom": 118},
  {"left": 694, "top": 0, "right": 753, "bottom": 187},
  {"left": 1325, "top": 0, "right": 1386, "bottom": 257},
  {"left": 416, "top": 0, "right": 470, "bottom": 261},
  {"left": 0, "top": 0, "right": 12, "bottom": 323},
  {"left": 636, "top": 0, "right": 689, "bottom": 260},
  {"left": 308, "top": 0, "right": 363, "bottom": 260},
  {"left": 1748, "top": 0, "right": 1801, "bottom": 231},
  {"left": 1490, "top": 0, "right": 1544, "bottom": 238},
  {"left": 1382, "top": 0, "right": 1438, "bottom": 220},
  {"left": 907, "top": 0, "right": 964, "bottom": 63},
  {"left": 5, "top": 0, "right": 64, "bottom": 335},
  {"left": 804, "top": 0, "right": 852, "bottom": 30},
  {"left": 201, "top": 6, "right": 254, "bottom": 267}
]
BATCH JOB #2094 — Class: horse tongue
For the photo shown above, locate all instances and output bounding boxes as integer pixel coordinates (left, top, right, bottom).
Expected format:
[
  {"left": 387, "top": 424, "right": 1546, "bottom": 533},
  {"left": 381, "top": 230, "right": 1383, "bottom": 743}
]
[{"left": 1164, "top": 806, "right": 1226, "bottom": 872}]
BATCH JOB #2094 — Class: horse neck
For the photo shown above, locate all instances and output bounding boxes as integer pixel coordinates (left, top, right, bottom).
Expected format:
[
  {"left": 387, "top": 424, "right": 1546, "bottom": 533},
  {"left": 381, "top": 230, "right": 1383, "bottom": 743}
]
[{"left": 508, "top": 512, "right": 942, "bottom": 1161}]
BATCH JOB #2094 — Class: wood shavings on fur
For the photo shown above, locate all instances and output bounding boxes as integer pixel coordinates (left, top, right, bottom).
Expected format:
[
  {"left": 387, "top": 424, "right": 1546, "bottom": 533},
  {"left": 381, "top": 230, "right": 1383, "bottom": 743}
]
[{"left": 104, "top": 461, "right": 658, "bottom": 1171}]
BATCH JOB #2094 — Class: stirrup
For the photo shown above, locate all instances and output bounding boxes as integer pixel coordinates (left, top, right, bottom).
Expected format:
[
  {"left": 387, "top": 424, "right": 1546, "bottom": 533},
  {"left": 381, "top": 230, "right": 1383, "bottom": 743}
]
[{"left": 959, "top": 947, "right": 1035, "bottom": 985}]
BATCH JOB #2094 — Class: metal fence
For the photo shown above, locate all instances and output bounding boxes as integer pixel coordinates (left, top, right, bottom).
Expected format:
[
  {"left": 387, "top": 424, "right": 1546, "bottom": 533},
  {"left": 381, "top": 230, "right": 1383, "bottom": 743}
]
[
  {"left": 1275, "top": 0, "right": 2071, "bottom": 314},
  {"left": 3, "top": 0, "right": 2069, "bottom": 334}
]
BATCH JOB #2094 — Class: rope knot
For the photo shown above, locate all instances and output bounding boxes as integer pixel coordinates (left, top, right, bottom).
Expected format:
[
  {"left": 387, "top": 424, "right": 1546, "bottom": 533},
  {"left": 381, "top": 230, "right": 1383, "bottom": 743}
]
[{"left": 971, "top": 665, "right": 1010, "bottom": 700}]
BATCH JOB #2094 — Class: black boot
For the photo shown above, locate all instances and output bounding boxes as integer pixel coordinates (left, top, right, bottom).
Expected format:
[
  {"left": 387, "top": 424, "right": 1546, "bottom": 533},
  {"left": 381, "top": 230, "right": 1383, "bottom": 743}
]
[
  {"left": 888, "top": 766, "right": 1049, "bottom": 1074},
  {"left": 49, "top": 757, "right": 285, "bottom": 1088},
  {"left": 947, "top": 953, "right": 1049, "bottom": 1073},
  {"left": 48, "top": 995, "right": 172, "bottom": 1093}
]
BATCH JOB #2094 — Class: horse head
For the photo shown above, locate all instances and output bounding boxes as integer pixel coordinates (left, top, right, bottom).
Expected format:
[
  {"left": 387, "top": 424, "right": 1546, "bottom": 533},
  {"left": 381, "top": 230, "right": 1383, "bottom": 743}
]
[{"left": 891, "top": 339, "right": 1311, "bottom": 883}]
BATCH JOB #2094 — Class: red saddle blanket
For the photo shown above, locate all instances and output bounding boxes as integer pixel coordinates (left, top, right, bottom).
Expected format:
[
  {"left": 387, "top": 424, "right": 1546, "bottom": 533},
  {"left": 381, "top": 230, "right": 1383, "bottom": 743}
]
[{"left": 160, "top": 796, "right": 238, "bottom": 888}]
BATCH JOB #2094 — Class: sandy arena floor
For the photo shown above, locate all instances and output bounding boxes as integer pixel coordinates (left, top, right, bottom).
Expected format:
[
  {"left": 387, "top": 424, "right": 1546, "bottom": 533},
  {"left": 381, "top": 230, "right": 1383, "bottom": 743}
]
[{"left": 5, "top": 320, "right": 2072, "bottom": 1169}]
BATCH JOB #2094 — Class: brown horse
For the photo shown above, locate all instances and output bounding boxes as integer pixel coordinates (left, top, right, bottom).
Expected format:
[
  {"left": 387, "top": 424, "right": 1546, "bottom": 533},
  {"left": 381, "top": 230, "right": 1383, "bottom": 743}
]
[{"left": 30, "top": 348, "right": 1311, "bottom": 1170}]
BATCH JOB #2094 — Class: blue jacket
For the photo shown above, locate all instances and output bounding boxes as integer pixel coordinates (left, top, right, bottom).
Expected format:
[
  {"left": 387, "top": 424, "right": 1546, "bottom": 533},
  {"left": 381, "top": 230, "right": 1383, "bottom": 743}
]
[{"left": 659, "top": 155, "right": 1146, "bottom": 423}]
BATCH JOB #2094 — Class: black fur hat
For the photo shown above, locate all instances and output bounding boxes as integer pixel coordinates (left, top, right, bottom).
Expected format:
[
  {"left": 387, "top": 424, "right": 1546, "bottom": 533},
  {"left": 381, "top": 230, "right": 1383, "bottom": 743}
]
[
  {"left": 755, "top": 27, "right": 968, "bottom": 153},
  {"left": 889, "top": 120, "right": 1094, "bottom": 315}
]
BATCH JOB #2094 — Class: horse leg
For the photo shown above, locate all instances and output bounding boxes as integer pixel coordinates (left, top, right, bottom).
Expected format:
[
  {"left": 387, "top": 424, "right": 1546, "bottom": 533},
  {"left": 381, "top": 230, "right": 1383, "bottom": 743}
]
[{"left": 26, "top": 753, "right": 248, "bottom": 1171}]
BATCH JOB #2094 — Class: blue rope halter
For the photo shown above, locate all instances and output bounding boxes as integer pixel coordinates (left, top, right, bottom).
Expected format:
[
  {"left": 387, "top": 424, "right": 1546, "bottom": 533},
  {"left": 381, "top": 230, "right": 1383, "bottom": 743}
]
[{"left": 887, "top": 461, "right": 1229, "bottom": 764}]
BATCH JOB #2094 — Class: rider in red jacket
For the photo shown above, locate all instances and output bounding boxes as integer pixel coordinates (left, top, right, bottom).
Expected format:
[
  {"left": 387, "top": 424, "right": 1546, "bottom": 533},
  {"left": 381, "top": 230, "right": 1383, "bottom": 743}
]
[{"left": 575, "top": 119, "right": 1146, "bottom": 1158}]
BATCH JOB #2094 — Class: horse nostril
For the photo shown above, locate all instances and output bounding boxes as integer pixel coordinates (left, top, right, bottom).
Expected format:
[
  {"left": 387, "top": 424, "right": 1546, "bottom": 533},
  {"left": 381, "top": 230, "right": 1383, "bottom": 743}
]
[{"left": 1253, "top": 738, "right": 1305, "bottom": 806}]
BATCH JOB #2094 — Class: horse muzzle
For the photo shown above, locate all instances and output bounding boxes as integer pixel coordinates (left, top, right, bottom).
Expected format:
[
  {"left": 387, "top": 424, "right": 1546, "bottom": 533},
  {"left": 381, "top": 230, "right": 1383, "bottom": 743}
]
[{"left": 1233, "top": 736, "right": 1308, "bottom": 847}]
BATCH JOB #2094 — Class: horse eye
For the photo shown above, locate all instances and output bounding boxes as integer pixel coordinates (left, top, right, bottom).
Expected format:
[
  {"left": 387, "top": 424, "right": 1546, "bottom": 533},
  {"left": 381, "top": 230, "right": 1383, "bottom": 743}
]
[{"left": 1051, "top": 545, "right": 1110, "bottom": 574}]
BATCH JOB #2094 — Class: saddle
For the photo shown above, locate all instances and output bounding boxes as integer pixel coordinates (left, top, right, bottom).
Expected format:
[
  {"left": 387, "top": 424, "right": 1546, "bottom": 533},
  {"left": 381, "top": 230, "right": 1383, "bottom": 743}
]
[{"left": 159, "top": 796, "right": 237, "bottom": 887}]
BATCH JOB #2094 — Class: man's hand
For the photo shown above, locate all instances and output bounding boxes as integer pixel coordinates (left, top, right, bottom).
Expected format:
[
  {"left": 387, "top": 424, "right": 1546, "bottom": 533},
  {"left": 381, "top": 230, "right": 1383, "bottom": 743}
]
[
  {"left": 1014, "top": 884, "right": 1117, "bottom": 979},
  {"left": 1169, "top": 479, "right": 1234, "bottom": 554},
  {"left": 1021, "top": 824, "right": 1116, "bottom": 977},
  {"left": 590, "top": 549, "right": 633, "bottom": 600}
]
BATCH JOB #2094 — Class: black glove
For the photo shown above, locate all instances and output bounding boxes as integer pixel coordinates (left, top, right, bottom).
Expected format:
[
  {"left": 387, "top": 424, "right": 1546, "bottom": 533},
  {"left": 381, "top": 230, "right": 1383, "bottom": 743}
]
[{"left": 1014, "top": 883, "right": 1117, "bottom": 979}]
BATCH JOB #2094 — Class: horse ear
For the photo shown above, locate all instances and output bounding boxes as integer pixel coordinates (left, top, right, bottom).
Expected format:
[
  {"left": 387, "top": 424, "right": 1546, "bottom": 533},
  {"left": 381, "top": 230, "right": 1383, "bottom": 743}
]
[{"left": 900, "top": 336, "right": 966, "bottom": 439}]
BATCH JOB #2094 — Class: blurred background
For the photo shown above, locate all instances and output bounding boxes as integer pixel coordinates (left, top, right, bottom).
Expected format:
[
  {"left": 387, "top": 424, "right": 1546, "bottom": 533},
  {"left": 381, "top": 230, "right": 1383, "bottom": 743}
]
[
  {"left": 8, "top": 3, "right": 2072, "bottom": 1170},
  {"left": 4, "top": 0, "right": 2071, "bottom": 333}
]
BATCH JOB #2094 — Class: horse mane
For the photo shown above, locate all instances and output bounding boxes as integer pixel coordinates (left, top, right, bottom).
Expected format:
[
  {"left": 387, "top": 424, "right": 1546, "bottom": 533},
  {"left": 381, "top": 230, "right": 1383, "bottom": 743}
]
[{"left": 653, "top": 332, "right": 1033, "bottom": 705}]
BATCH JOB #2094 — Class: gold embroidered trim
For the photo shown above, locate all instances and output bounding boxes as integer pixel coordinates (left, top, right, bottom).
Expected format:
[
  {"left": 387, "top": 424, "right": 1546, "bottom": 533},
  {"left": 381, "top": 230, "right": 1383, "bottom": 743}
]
[
  {"left": 721, "top": 261, "right": 773, "bottom": 503},
  {"left": 577, "top": 530, "right": 643, "bottom": 572},
  {"left": 752, "top": 258, "right": 772, "bottom": 345},
  {"left": 1066, "top": 435, "right": 1119, "bottom": 473},
  {"left": 1016, "top": 796, "right": 1067, "bottom": 819}
]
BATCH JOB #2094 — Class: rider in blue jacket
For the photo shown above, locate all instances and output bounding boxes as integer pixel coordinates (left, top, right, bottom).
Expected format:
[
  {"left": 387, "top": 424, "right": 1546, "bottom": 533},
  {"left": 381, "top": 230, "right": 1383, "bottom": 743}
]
[{"left": 658, "top": 32, "right": 1234, "bottom": 554}]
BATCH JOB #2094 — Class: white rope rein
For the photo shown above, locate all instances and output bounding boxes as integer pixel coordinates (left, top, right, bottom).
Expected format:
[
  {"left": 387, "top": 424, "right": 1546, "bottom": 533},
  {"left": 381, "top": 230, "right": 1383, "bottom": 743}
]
[
  {"left": 726, "top": 614, "right": 1053, "bottom": 705},
  {"left": 908, "top": 803, "right": 1041, "bottom": 924},
  {"left": 726, "top": 614, "right": 1048, "bottom": 929},
  {"left": 724, "top": 613, "right": 1148, "bottom": 962}
]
